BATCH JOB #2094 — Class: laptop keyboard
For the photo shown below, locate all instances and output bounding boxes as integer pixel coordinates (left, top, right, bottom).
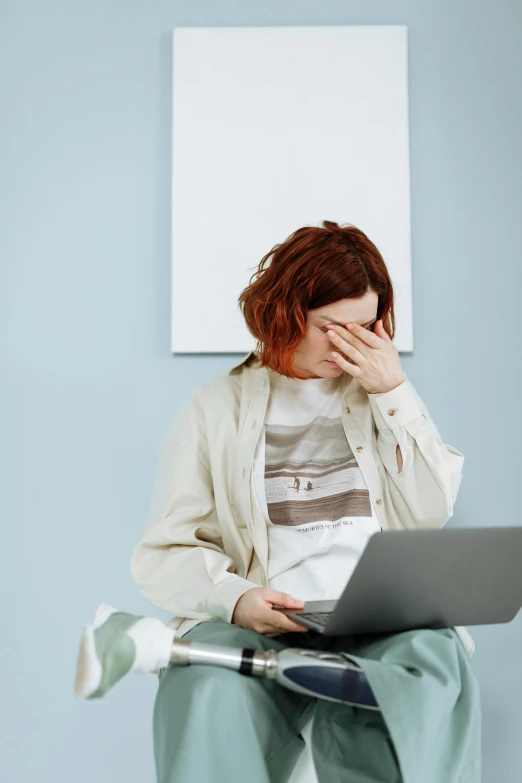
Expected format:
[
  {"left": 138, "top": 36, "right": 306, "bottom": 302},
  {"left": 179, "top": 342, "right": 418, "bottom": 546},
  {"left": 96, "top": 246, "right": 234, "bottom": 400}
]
[{"left": 300, "top": 611, "right": 333, "bottom": 628}]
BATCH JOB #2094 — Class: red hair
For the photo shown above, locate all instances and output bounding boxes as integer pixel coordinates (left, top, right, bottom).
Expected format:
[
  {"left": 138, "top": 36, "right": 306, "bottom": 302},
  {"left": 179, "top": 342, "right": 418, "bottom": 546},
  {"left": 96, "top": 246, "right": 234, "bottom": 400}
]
[{"left": 238, "top": 220, "right": 396, "bottom": 380}]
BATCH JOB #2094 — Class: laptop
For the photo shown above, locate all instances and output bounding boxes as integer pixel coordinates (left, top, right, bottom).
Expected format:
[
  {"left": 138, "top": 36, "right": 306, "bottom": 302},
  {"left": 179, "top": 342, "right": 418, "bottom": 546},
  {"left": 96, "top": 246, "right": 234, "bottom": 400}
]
[{"left": 272, "top": 527, "right": 522, "bottom": 635}]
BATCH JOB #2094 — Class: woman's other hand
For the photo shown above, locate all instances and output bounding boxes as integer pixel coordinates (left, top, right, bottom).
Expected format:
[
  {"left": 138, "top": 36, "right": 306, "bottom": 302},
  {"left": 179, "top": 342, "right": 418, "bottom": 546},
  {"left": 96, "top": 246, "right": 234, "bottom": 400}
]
[{"left": 231, "top": 587, "right": 308, "bottom": 636}]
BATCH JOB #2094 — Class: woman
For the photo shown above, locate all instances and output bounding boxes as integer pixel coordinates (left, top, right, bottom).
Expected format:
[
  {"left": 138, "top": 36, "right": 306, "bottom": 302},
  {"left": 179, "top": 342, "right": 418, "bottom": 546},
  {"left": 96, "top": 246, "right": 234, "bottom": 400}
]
[{"left": 130, "top": 221, "right": 481, "bottom": 783}]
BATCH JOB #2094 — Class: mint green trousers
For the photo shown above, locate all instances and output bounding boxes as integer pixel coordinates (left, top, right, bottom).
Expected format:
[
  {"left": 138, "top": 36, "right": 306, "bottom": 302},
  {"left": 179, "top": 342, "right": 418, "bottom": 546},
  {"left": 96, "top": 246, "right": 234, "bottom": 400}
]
[{"left": 153, "top": 620, "right": 481, "bottom": 783}]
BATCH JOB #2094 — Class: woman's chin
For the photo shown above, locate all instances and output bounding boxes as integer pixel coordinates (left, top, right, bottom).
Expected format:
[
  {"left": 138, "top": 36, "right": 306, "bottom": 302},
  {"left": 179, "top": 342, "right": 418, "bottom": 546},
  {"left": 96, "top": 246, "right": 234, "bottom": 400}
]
[{"left": 324, "top": 360, "right": 342, "bottom": 371}]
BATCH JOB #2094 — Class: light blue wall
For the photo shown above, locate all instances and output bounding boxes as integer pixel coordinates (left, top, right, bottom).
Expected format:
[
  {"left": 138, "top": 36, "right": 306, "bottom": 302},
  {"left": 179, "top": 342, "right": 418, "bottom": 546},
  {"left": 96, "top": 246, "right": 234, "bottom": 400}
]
[{"left": 1, "top": 1, "right": 521, "bottom": 781}]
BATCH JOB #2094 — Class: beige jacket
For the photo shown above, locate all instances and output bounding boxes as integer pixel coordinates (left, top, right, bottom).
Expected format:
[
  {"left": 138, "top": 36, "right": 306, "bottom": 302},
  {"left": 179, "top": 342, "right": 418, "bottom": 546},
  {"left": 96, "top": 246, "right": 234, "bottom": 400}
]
[{"left": 130, "top": 351, "right": 475, "bottom": 657}]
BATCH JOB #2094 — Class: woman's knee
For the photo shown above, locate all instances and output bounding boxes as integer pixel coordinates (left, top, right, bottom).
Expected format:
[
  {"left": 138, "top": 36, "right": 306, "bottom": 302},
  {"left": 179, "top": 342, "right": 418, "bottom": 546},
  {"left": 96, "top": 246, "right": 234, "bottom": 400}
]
[
  {"left": 152, "top": 661, "right": 313, "bottom": 783},
  {"left": 155, "top": 659, "right": 268, "bottom": 720},
  {"left": 153, "top": 661, "right": 298, "bottom": 760},
  {"left": 154, "top": 655, "right": 312, "bottom": 739}
]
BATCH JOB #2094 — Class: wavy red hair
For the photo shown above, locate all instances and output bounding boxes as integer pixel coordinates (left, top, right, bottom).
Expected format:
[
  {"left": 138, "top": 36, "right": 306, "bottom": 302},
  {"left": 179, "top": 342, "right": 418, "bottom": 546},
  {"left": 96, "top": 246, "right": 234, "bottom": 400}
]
[{"left": 237, "top": 220, "right": 396, "bottom": 380}]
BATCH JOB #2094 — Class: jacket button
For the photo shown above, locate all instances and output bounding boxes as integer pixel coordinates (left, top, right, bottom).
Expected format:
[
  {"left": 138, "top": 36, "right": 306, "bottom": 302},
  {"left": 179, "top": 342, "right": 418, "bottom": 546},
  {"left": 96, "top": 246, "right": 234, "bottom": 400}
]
[
  {"left": 387, "top": 408, "right": 397, "bottom": 416},
  {"left": 376, "top": 498, "right": 382, "bottom": 504},
  {"left": 356, "top": 446, "right": 363, "bottom": 452},
  {"left": 345, "top": 407, "right": 350, "bottom": 414}
]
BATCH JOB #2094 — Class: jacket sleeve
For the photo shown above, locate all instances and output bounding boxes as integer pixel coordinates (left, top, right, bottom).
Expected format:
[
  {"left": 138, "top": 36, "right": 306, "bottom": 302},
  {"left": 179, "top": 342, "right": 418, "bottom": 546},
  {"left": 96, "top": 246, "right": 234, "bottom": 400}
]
[
  {"left": 130, "top": 388, "right": 260, "bottom": 623},
  {"left": 367, "top": 378, "right": 464, "bottom": 530}
]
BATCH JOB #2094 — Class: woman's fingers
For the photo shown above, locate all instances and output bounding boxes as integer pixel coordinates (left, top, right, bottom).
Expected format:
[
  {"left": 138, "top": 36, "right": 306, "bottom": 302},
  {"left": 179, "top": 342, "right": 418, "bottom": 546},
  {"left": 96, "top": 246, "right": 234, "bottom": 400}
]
[
  {"left": 346, "top": 321, "right": 384, "bottom": 348},
  {"left": 327, "top": 328, "right": 367, "bottom": 363},
  {"left": 266, "top": 609, "right": 308, "bottom": 634},
  {"left": 262, "top": 591, "right": 308, "bottom": 634},
  {"left": 283, "top": 620, "right": 309, "bottom": 633}
]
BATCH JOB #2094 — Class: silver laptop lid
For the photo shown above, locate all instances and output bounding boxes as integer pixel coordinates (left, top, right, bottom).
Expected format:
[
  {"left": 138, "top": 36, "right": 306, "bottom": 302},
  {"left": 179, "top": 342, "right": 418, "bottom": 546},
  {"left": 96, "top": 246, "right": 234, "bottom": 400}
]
[{"left": 324, "top": 526, "right": 522, "bottom": 636}]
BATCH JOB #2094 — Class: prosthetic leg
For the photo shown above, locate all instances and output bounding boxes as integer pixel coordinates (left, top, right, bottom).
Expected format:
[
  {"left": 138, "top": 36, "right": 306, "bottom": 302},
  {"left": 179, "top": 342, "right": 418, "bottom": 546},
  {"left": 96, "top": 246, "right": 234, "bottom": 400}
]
[
  {"left": 74, "top": 603, "right": 379, "bottom": 710},
  {"left": 168, "top": 637, "right": 379, "bottom": 709}
]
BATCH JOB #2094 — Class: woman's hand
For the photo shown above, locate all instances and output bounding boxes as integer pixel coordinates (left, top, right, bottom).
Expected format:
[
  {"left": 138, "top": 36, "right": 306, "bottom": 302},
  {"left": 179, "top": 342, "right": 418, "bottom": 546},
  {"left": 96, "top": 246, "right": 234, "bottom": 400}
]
[
  {"left": 327, "top": 319, "right": 406, "bottom": 395},
  {"left": 231, "top": 587, "right": 309, "bottom": 636}
]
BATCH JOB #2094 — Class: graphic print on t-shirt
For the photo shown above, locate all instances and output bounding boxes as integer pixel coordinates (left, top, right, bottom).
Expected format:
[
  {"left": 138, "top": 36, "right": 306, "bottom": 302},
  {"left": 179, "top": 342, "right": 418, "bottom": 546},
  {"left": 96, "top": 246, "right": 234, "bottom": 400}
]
[
  {"left": 264, "top": 414, "right": 372, "bottom": 526},
  {"left": 253, "top": 371, "right": 381, "bottom": 599}
]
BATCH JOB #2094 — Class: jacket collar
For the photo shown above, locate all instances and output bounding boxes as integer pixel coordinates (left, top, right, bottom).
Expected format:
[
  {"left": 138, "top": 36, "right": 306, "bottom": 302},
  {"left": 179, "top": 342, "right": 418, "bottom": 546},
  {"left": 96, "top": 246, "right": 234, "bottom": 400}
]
[{"left": 228, "top": 351, "right": 259, "bottom": 373}]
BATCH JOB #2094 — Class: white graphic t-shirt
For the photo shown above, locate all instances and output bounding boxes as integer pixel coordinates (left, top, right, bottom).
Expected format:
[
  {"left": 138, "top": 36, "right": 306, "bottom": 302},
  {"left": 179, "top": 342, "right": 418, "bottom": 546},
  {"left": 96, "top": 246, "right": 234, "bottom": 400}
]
[{"left": 253, "top": 369, "right": 381, "bottom": 601}]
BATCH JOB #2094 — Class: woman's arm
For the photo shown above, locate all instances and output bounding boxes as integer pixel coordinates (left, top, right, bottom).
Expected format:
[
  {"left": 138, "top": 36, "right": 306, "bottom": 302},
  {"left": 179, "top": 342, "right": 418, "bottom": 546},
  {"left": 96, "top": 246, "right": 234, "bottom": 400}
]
[
  {"left": 130, "top": 388, "right": 259, "bottom": 622},
  {"left": 367, "top": 379, "right": 464, "bottom": 530}
]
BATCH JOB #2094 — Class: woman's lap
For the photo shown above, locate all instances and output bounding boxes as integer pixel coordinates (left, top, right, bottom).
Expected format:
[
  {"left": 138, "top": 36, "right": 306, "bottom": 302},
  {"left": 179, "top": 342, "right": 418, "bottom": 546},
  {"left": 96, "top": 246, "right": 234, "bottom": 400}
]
[{"left": 154, "top": 621, "right": 481, "bottom": 783}]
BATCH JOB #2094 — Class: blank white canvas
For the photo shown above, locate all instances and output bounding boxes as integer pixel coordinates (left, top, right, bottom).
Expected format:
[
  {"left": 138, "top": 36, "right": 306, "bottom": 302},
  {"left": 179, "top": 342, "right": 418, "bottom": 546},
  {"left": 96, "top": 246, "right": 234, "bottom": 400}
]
[{"left": 171, "top": 26, "right": 413, "bottom": 354}]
